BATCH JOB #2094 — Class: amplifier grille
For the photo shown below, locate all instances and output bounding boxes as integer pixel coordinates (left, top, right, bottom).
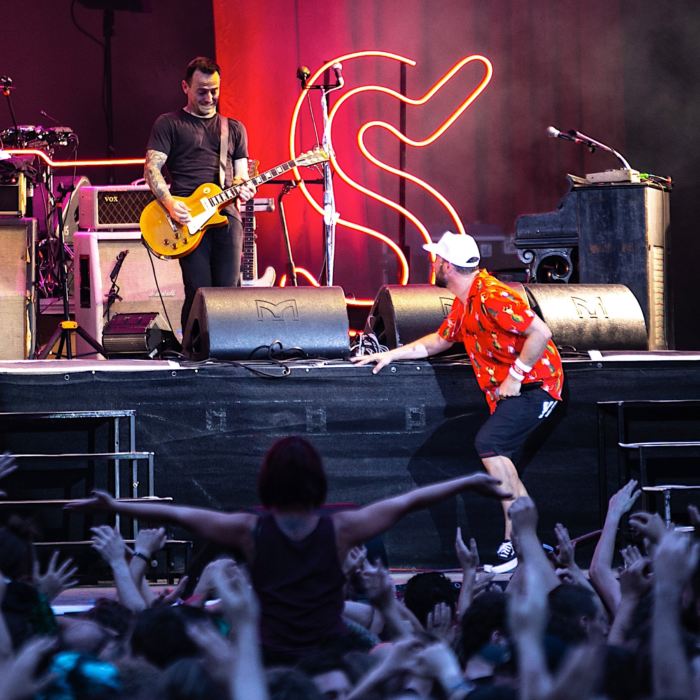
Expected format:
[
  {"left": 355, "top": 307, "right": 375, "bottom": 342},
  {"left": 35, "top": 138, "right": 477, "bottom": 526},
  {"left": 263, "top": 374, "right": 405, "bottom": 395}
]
[{"left": 79, "top": 186, "right": 156, "bottom": 229}]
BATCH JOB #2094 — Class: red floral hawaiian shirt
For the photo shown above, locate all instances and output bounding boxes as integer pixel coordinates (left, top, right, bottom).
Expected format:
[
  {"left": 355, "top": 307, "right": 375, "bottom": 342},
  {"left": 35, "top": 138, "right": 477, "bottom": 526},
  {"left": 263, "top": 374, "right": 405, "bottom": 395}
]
[{"left": 438, "top": 270, "right": 564, "bottom": 413}]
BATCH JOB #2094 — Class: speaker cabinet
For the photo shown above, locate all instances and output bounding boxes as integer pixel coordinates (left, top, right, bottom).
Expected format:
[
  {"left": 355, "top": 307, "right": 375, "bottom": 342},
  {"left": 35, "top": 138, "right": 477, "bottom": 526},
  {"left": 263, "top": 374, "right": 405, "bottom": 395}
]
[
  {"left": 365, "top": 283, "right": 528, "bottom": 349},
  {"left": 73, "top": 231, "right": 184, "bottom": 357},
  {"left": 0, "top": 218, "right": 36, "bottom": 359},
  {"left": 364, "top": 285, "right": 455, "bottom": 349},
  {"left": 183, "top": 286, "right": 350, "bottom": 360},
  {"left": 576, "top": 184, "right": 670, "bottom": 349},
  {"left": 525, "top": 284, "right": 648, "bottom": 350}
]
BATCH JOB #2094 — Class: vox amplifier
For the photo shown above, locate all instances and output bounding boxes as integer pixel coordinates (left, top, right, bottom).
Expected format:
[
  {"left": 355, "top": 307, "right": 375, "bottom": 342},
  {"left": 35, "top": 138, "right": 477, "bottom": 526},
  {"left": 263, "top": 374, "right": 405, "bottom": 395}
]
[{"left": 79, "top": 185, "right": 156, "bottom": 230}]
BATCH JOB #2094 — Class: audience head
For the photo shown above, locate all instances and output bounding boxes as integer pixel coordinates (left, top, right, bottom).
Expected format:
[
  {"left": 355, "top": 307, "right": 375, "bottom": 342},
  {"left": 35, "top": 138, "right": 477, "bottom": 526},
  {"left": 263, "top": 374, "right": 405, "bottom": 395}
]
[
  {"left": 154, "top": 657, "right": 225, "bottom": 700},
  {"left": 403, "top": 571, "right": 458, "bottom": 627},
  {"left": 266, "top": 667, "right": 324, "bottom": 700},
  {"left": 130, "top": 605, "right": 213, "bottom": 669},
  {"left": 258, "top": 436, "right": 327, "bottom": 511},
  {"left": 297, "top": 651, "right": 353, "bottom": 700},
  {"left": 459, "top": 589, "right": 511, "bottom": 665},
  {"left": 547, "top": 583, "right": 608, "bottom": 644}
]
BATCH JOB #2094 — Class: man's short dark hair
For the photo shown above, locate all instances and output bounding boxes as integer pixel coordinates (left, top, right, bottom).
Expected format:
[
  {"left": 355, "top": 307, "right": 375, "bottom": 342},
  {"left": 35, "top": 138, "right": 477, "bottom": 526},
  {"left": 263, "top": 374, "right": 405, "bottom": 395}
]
[
  {"left": 257, "top": 436, "right": 328, "bottom": 510},
  {"left": 451, "top": 262, "right": 479, "bottom": 275},
  {"left": 185, "top": 56, "right": 221, "bottom": 83}
]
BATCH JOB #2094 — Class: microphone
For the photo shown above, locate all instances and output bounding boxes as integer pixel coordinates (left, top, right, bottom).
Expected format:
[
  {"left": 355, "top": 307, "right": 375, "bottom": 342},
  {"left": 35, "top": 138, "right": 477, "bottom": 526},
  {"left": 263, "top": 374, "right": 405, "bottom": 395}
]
[
  {"left": 296, "top": 65, "right": 311, "bottom": 89},
  {"left": 0, "top": 75, "right": 13, "bottom": 96},
  {"left": 40, "top": 109, "right": 61, "bottom": 125},
  {"left": 110, "top": 249, "right": 129, "bottom": 282},
  {"left": 546, "top": 125, "right": 586, "bottom": 145},
  {"left": 332, "top": 62, "right": 344, "bottom": 88}
]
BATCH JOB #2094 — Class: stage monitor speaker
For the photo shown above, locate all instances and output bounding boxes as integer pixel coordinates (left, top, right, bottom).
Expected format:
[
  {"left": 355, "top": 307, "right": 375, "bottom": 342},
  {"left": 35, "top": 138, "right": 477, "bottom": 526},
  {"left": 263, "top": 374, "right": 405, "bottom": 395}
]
[
  {"left": 525, "top": 284, "right": 648, "bottom": 351},
  {"left": 365, "top": 283, "right": 528, "bottom": 349},
  {"left": 184, "top": 286, "right": 350, "bottom": 361},
  {"left": 0, "top": 218, "right": 36, "bottom": 359},
  {"left": 364, "top": 285, "right": 455, "bottom": 349},
  {"left": 73, "top": 231, "right": 184, "bottom": 357}
]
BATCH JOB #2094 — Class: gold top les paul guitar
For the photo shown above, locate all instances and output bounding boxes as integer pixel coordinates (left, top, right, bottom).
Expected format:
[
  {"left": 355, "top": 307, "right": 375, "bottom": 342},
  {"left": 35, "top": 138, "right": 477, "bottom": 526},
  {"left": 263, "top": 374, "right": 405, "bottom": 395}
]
[{"left": 140, "top": 147, "right": 328, "bottom": 259}]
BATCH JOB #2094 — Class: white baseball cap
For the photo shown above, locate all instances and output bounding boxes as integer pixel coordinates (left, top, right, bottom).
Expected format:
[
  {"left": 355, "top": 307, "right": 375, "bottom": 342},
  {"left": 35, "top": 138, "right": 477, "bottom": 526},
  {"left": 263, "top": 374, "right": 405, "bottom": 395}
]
[{"left": 423, "top": 231, "right": 480, "bottom": 268}]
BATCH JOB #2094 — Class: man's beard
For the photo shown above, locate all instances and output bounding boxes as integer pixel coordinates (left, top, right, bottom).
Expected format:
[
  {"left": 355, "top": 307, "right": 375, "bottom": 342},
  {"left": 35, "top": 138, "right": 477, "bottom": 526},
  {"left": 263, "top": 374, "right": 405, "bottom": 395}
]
[{"left": 435, "top": 268, "right": 448, "bottom": 288}]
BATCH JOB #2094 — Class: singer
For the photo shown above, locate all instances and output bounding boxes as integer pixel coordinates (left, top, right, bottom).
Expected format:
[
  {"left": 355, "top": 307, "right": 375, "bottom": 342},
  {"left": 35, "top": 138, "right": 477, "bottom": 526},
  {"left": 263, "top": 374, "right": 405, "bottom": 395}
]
[
  {"left": 352, "top": 231, "right": 564, "bottom": 569},
  {"left": 144, "top": 56, "right": 256, "bottom": 332}
]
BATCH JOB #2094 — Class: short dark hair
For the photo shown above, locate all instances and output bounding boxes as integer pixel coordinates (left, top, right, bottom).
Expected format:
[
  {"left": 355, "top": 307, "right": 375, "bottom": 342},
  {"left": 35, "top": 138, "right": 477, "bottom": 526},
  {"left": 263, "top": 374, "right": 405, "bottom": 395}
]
[
  {"left": 403, "top": 571, "right": 458, "bottom": 627},
  {"left": 185, "top": 56, "right": 221, "bottom": 84},
  {"left": 450, "top": 262, "right": 478, "bottom": 275},
  {"left": 459, "top": 589, "right": 508, "bottom": 661},
  {"left": 257, "top": 436, "right": 328, "bottom": 510}
]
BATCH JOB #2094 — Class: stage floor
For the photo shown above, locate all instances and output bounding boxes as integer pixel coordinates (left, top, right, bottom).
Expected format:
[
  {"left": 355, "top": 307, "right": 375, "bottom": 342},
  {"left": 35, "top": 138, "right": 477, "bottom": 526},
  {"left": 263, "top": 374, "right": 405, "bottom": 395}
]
[{"left": 1, "top": 352, "right": 700, "bottom": 568}]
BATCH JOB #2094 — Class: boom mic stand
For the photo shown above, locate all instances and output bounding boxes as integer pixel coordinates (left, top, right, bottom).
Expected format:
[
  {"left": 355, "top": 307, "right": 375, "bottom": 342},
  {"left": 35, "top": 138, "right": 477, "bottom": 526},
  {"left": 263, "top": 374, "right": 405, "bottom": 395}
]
[
  {"left": 298, "top": 63, "right": 344, "bottom": 285},
  {"left": 36, "top": 182, "right": 105, "bottom": 359}
]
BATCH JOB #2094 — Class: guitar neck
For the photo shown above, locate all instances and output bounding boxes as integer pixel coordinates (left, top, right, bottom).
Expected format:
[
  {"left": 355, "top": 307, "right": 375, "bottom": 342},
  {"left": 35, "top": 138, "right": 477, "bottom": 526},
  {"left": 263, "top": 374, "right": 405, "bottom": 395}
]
[
  {"left": 241, "top": 198, "right": 257, "bottom": 282},
  {"left": 206, "top": 158, "right": 300, "bottom": 209}
]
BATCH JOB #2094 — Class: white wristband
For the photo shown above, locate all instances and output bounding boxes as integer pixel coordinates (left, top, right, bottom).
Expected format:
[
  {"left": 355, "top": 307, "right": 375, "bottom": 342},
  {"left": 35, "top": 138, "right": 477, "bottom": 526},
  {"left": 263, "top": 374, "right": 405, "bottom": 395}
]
[
  {"left": 508, "top": 366, "right": 524, "bottom": 381},
  {"left": 514, "top": 357, "right": 532, "bottom": 374}
]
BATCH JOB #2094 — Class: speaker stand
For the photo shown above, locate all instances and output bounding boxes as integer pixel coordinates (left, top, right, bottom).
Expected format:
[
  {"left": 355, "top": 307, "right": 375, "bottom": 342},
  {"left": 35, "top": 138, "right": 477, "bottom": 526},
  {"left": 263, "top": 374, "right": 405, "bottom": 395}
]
[{"left": 34, "top": 180, "right": 105, "bottom": 360}]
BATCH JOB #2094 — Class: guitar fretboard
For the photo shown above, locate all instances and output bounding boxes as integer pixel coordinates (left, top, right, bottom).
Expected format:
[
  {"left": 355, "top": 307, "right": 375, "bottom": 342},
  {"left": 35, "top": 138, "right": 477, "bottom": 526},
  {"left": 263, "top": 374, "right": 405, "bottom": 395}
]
[{"left": 206, "top": 159, "right": 299, "bottom": 209}]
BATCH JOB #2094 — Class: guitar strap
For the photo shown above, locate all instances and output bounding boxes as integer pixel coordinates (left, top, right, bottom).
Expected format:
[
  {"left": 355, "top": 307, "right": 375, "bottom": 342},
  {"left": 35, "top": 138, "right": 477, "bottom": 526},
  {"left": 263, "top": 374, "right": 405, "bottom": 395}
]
[
  {"left": 218, "top": 115, "right": 229, "bottom": 188},
  {"left": 219, "top": 116, "right": 236, "bottom": 216}
]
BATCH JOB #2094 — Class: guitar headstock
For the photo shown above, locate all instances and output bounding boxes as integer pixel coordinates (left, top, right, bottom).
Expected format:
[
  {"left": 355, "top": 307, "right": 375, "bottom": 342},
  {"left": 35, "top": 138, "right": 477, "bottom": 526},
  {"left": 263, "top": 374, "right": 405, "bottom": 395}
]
[{"left": 294, "top": 147, "right": 329, "bottom": 167}]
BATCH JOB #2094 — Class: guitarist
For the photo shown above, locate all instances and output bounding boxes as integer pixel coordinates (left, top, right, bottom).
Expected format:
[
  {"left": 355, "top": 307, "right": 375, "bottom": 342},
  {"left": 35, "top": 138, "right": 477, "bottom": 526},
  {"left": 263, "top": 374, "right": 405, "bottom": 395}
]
[{"left": 144, "top": 56, "right": 256, "bottom": 331}]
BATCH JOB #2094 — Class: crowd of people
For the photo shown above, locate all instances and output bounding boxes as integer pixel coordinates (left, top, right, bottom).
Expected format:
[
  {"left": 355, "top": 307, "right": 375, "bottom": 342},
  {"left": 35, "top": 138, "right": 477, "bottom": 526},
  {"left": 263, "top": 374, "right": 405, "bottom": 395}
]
[{"left": 0, "top": 442, "right": 698, "bottom": 700}]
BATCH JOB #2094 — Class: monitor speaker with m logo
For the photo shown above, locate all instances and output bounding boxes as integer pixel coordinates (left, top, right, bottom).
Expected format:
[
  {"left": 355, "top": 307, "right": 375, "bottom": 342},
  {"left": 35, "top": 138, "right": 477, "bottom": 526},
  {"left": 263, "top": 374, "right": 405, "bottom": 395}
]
[
  {"left": 183, "top": 286, "right": 350, "bottom": 360},
  {"left": 525, "top": 284, "right": 648, "bottom": 350}
]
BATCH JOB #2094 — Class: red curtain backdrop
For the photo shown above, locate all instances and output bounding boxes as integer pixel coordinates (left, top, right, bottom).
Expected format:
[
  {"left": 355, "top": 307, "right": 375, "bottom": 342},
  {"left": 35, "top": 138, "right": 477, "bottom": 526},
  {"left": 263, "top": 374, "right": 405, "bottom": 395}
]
[{"left": 213, "top": 0, "right": 624, "bottom": 299}]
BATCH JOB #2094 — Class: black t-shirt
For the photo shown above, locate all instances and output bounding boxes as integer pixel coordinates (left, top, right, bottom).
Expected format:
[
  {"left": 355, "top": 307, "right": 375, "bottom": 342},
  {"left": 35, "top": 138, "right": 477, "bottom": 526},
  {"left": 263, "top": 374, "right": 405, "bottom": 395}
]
[{"left": 146, "top": 109, "right": 248, "bottom": 198}]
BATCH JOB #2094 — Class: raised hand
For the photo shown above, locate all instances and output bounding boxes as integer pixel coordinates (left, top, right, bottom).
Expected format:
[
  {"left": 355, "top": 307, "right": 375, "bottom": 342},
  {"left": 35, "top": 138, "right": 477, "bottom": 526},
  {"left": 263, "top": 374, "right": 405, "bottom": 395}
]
[
  {"left": 654, "top": 531, "right": 699, "bottom": 590},
  {"left": 455, "top": 528, "right": 479, "bottom": 572},
  {"left": 628, "top": 511, "right": 666, "bottom": 548},
  {"left": 508, "top": 496, "right": 539, "bottom": 534},
  {"left": 554, "top": 523, "right": 575, "bottom": 568},
  {"left": 342, "top": 545, "right": 367, "bottom": 578},
  {"left": 619, "top": 556, "right": 652, "bottom": 599},
  {"left": 191, "top": 557, "right": 238, "bottom": 604},
  {"left": 90, "top": 525, "right": 127, "bottom": 566},
  {"left": 425, "top": 601, "right": 457, "bottom": 643},
  {"left": 607, "top": 479, "right": 641, "bottom": 520},
  {"left": 65, "top": 489, "right": 117, "bottom": 511},
  {"left": 212, "top": 562, "right": 259, "bottom": 628},
  {"left": 32, "top": 551, "right": 78, "bottom": 602},
  {"left": 133, "top": 527, "right": 167, "bottom": 558},
  {"left": 0, "top": 636, "right": 56, "bottom": 700}
]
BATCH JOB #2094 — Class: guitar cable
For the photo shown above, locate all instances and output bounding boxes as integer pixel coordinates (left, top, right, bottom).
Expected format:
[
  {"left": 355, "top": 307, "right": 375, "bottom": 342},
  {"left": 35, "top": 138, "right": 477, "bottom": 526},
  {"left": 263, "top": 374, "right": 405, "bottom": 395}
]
[{"left": 143, "top": 244, "right": 183, "bottom": 355}]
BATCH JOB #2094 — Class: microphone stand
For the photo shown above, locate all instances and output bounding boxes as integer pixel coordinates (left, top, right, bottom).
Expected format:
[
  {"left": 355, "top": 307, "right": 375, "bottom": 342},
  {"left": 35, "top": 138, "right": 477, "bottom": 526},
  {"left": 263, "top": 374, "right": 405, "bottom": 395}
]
[
  {"left": 278, "top": 181, "right": 298, "bottom": 286},
  {"left": 0, "top": 76, "right": 19, "bottom": 135},
  {"left": 568, "top": 129, "right": 633, "bottom": 171},
  {"left": 299, "top": 66, "right": 343, "bottom": 285}
]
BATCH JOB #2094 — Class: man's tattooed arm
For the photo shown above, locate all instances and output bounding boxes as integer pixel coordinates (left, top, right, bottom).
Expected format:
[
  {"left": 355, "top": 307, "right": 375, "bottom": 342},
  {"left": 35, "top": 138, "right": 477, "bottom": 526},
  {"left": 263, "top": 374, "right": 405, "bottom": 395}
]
[
  {"left": 144, "top": 149, "right": 191, "bottom": 224},
  {"left": 144, "top": 150, "right": 171, "bottom": 203}
]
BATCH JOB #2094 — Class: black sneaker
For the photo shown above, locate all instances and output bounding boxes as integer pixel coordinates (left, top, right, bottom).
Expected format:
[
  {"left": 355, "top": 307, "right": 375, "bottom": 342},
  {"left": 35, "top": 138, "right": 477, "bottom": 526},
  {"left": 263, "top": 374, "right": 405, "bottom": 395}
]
[{"left": 492, "top": 540, "right": 518, "bottom": 573}]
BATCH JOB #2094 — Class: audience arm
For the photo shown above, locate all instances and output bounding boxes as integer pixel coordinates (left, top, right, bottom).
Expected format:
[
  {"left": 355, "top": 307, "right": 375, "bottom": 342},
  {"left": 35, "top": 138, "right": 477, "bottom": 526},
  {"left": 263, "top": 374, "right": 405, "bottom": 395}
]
[{"left": 589, "top": 480, "right": 640, "bottom": 613}]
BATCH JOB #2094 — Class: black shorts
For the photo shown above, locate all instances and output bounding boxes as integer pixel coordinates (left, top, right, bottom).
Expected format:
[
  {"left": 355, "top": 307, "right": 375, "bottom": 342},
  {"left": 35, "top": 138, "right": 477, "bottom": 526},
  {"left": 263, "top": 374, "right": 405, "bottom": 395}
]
[{"left": 475, "top": 387, "right": 559, "bottom": 461}]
